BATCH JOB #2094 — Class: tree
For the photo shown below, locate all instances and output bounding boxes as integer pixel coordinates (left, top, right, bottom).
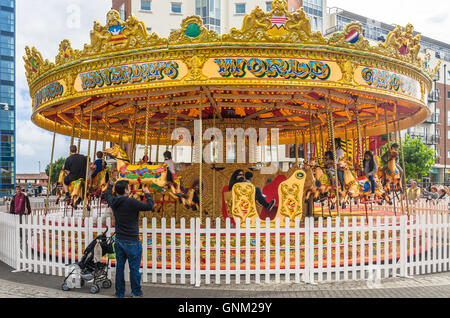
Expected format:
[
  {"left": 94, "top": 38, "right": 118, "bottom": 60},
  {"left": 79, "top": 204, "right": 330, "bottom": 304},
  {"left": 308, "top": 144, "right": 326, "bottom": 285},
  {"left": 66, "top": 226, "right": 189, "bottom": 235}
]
[
  {"left": 45, "top": 157, "right": 66, "bottom": 185},
  {"left": 380, "top": 137, "right": 435, "bottom": 182}
]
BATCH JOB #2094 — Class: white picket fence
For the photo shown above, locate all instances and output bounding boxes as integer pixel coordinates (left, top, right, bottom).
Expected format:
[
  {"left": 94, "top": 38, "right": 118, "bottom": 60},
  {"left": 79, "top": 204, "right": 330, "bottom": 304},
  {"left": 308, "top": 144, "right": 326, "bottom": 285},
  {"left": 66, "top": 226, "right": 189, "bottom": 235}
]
[{"left": 0, "top": 204, "right": 449, "bottom": 286}]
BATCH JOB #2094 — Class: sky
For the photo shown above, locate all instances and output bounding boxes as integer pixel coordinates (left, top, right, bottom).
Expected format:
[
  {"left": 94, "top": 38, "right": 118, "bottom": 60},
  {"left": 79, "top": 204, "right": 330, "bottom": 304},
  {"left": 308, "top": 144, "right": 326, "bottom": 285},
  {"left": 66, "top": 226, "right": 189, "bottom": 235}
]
[{"left": 15, "top": 0, "right": 450, "bottom": 173}]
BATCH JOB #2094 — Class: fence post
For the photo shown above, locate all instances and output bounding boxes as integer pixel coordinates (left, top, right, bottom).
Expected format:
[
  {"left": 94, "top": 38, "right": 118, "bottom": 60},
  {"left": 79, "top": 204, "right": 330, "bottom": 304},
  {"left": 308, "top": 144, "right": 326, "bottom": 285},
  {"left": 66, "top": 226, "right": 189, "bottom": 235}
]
[
  {"left": 14, "top": 214, "right": 20, "bottom": 271},
  {"left": 195, "top": 217, "right": 201, "bottom": 287},
  {"left": 399, "top": 215, "right": 408, "bottom": 277},
  {"left": 304, "top": 217, "right": 316, "bottom": 284}
]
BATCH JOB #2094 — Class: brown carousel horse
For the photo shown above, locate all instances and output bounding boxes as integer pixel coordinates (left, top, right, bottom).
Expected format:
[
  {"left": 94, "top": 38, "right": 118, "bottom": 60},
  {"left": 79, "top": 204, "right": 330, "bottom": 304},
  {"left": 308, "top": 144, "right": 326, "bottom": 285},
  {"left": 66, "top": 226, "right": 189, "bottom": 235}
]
[
  {"left": 383, "top": 150, "right": 403, "bottom": 195},
  {"left": 302, "top": 161, "right": 318, "bottom": 199},
  {"left": 310, "top": 159, "right": 337, "bottom": 209},
  {"left": 338, "top": 159, "right": 360, "bottom": 206}
]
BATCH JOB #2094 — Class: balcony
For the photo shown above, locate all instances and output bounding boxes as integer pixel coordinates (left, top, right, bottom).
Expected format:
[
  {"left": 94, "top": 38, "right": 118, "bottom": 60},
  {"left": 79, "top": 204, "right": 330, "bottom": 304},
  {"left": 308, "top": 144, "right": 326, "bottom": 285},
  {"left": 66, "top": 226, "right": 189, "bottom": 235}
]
[
  {"left": 428, "top": 91, "right": 440, "bottom": 103},
  {"left": 424, "top": 113, "right": 440, "bottom": 124},
  {"left": 426, "top": 135, "right": 440, "bottom": 145}
]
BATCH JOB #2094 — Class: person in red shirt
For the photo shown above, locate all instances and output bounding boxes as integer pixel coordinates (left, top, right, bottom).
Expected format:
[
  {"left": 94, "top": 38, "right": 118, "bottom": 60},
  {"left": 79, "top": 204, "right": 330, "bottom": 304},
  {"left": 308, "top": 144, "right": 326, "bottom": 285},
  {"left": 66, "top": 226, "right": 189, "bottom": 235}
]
[{"left": 10, "top": 186, "right": 31, "bottom": 217}]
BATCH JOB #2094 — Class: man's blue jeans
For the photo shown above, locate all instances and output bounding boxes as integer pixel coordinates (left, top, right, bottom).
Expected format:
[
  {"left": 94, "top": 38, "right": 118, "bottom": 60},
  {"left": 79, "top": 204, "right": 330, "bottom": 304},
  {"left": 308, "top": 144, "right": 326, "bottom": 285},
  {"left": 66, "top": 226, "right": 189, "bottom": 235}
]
[{"left": 115, "top": 239, "right": 143, "bottom": 298}]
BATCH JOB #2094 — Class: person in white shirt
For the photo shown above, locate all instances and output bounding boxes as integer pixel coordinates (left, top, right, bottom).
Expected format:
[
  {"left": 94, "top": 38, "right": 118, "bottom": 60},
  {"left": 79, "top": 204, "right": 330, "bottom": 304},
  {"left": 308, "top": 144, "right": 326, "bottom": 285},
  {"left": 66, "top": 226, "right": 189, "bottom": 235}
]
[
  {"left": 335, "top": 138, "right": 346, "bottom": 191},
  {"left": 164, "top": 151, "right": 176, "bottom": 184}
]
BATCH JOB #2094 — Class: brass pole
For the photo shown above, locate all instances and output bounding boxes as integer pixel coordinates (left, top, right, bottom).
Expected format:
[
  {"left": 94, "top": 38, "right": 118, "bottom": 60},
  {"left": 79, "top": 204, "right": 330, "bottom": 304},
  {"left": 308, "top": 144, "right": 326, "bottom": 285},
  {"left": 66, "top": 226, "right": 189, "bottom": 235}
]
[
  {"left": 396, "top": 104, "right": 410, "bottom": 216},
  {"left": 384, "top": 103, "right": 396, "bottom": 215},
  {"left": 352, "top": 128, "right": 356, "bottom": 168},
  {"left": 156, "top": 120, "right": 161, "bottom": 163},
  {"left": 384, "top": 103, "right": 391, "bottom": 145},
  {"left": 131, "top": 106, "right": 138, "bottom": 164},
  {"left": 319, "top": 124, "right": 325, "bottom": 165},
  {"left": 355, "top": 102, "right": 363, "bottom": 171},
  {"left": 119, "top": 121, "right": 124, "bottom": 147},
  {"left": 77, "top": 107, "right": 83, "bottom": 151},
  {"left": 93, "top": 121, "right": 99, "bottom": 158},
  {"left": 212, "top": 111, "right": 216, "bottom": 219},
  {"left": 393, "top": 103, "right": 404, "bottom": 215},
  {"left": 327, "top": 95, "right": 340, "bottom": 217},
  {"left": 313, "top": 116, "right": 317, "bottom": 159},
  {"left": 70, "top": 109, "right": 76, "bottom": 147},
  {"left": 45, "top": 118, "right": 58, "bottom": 216},
  {"left": 345, "top": 122, "right": 349, "bottom": 161},
  {"left": 166, "top": 96, "right": 173, "bottom": 147},
  {"left": 102, "top": 114, "right": 108, "bottom": 151},
  {"left": 144, "top": 91, "right": 150, "bottom": 157},
  {"left": 83, "top": 106, "right": 94, "bottom": 218},
  {"left": 199, "top": 90, "right": 203, "bottom": 223},
  {"left": 295, "top": 133, "right": 299, "bottom": 167},
  {"left": 302, "top": 131, "right": 306, "bottom": 161},
  {"left": 308, "top": 105, "right": 313, "bottom": 161}
]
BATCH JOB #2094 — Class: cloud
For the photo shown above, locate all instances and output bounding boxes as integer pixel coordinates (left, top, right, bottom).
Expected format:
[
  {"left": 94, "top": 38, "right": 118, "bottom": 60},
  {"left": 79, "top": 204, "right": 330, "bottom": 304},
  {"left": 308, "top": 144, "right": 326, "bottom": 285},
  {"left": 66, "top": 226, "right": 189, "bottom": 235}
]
[
  {"left": 427, "top": 12, "right": 448, "bottom": 24},
  {"left": 16, "top": 1, "right": 111, "bottom": 173}
]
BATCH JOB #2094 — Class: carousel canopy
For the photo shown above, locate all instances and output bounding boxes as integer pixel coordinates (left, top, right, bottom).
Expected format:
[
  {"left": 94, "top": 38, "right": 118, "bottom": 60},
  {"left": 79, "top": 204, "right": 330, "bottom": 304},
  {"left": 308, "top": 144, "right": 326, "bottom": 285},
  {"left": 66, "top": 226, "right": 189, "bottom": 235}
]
[{"left": 24, "top": 0, "right": 439, "bottom": 145}]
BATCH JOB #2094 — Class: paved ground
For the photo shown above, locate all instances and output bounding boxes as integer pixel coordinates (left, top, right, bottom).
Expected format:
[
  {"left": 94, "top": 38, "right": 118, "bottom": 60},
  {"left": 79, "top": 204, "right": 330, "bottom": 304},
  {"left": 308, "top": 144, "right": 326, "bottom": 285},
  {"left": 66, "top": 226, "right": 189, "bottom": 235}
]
[{"left": 0, "top": 261, "right": 449, "bottom": 298}]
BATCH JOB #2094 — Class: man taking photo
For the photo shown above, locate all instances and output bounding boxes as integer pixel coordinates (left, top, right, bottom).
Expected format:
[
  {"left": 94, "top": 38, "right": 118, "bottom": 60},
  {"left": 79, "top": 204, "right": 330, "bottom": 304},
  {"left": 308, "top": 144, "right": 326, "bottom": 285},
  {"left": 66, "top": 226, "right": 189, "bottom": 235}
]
[{"left": 105, "top": 179, "right": 155, "bottom": 298}]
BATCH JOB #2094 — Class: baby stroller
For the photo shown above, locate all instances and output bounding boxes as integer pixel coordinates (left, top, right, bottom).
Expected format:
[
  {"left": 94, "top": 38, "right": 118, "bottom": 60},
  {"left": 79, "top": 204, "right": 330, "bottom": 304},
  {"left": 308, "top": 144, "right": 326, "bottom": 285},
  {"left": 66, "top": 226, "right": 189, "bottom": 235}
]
[{"left": 62, "top": 228, "right": 115, "bottom": 294}]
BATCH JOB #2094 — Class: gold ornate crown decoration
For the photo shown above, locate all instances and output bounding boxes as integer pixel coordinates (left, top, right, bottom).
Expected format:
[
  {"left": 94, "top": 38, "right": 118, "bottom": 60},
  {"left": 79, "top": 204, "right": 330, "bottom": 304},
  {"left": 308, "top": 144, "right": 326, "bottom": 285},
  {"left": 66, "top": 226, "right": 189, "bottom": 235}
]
[{"left": 24, "top": 0, "right": 438, "bottom": 86}]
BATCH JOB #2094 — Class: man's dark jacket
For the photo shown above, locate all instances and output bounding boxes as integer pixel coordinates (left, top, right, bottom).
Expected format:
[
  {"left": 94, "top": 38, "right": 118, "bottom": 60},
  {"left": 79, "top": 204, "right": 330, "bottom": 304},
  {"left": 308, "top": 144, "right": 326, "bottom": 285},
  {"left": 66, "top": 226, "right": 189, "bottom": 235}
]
[{"left": 105, "top": 184, "right": 154, "bottom": 241}]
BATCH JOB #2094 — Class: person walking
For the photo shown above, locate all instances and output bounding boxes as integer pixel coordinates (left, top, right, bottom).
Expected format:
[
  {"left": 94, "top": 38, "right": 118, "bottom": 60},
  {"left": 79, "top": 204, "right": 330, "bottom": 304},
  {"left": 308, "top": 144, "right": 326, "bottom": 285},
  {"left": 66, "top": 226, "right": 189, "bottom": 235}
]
[
  {"left": 10, "top": 186, "right": 31, "bottom": 221},
  {"left": 105, "top": 180, "right": 155, "bottom": 298}
]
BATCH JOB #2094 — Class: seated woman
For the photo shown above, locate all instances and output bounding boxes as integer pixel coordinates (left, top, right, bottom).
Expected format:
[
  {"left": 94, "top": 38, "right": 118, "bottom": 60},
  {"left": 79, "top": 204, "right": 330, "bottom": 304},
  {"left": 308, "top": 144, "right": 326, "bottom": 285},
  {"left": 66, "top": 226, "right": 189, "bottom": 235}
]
[
  {"left": 229, "top": 169, "right": 276, "bottom": 211},
  {"left": 362, "top": 151, "right": 378, "bottom": 199}
]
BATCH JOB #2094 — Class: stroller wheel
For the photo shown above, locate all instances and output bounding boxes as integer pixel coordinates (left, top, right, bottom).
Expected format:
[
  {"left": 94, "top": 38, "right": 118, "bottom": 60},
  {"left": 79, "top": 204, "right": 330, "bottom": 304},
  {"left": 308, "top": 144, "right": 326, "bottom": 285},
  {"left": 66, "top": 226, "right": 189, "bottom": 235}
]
[
  {"left": 102, "top": 279, "right": 112, "bottom": 289},
  {"left": 90, "top": 284, "right": 100, "bottom": 294},
  {"left": 61, "top": 283, "right": 70, "bottom": 292}
]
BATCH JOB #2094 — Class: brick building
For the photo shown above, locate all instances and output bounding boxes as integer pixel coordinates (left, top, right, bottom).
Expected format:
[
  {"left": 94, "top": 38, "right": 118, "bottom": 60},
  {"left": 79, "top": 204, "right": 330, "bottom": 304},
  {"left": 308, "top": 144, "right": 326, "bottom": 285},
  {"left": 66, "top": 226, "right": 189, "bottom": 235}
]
[{"left": 15, "top": 173, "right": 48, "bottom": 191}]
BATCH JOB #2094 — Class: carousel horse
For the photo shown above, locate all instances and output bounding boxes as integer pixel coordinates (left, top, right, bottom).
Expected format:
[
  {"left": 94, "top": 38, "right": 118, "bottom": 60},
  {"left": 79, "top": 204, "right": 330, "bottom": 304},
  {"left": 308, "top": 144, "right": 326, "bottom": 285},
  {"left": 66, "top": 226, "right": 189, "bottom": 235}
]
[
  {"left": 54, "top": 170, "right": 86, "bottom": 210},
  {"left": 87, "top": 167, "right": 110, "bottom": 204},
  {"left": 103, "top": 144, "right": 170, "bottom": 188},
  {"left": 302, "top": 160, "right": 318, "bottom": 201},
  {"left": 103, "top": 144, "right": 199, "bottom": 210},
  {"left": 311, "top": 160, "right": 334, "bottom": 199},
  {"left": 310, "top": 159, "right": 338, "bottom": 209},
  {"left": 338, "top": 159, "right": 360, "bottom": 206},
  {"left": 383, "top": 150, "right": 403, "bottom": 194}
]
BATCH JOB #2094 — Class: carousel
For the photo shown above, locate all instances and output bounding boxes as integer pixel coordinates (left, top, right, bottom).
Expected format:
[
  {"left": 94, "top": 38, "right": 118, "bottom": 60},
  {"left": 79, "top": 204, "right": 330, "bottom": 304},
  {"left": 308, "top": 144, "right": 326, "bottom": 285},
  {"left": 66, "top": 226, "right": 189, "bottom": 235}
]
[{"left": 24, "top": 0, "right": 439, "bottom": 227}]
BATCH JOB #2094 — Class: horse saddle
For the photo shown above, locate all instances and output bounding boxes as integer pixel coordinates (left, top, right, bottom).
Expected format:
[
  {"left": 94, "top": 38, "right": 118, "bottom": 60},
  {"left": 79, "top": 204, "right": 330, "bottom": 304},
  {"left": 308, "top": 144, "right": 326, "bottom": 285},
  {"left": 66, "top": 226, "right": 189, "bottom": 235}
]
[{"left": 357, "top": 177, "right": 371, "bottom": 193}]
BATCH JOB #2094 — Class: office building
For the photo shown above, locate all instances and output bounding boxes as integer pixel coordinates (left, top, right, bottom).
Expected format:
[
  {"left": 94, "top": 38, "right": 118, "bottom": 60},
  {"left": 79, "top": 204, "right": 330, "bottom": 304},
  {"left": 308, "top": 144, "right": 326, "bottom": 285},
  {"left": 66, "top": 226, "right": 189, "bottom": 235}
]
[{"left": 0, "top": 0, "right": 15, "bottom": 196}]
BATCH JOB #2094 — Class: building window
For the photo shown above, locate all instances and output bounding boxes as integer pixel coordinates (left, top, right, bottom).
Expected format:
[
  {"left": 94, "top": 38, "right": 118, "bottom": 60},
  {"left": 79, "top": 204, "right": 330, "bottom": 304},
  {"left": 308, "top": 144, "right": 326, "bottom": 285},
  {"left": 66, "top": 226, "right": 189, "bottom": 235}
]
[
  {"left": 146, "top": 27, "right": 152, "bottom": 33},
  {"left": 141, "top": 0, "right": 151, "bottom": 11},
  {"left": 171, "top": 2, "right": 182, "bottom": 14},
  {"left": 448, "top": 130, "right": 450, "bottom": 140},
  {"left": 235, "top": 3, "right": 246, "bottom": 14},
  {"left": 448, "top": 90, "right": 450, "bottom": 99},
  {"left": 266, "top": 1, "right": 272, "bottom": 12},
  {"left": 119, "top": 4, "right": 125, "bottom": 20},
  {"left": 448, "top": 150, "right": 450, "bottom": 159}
]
